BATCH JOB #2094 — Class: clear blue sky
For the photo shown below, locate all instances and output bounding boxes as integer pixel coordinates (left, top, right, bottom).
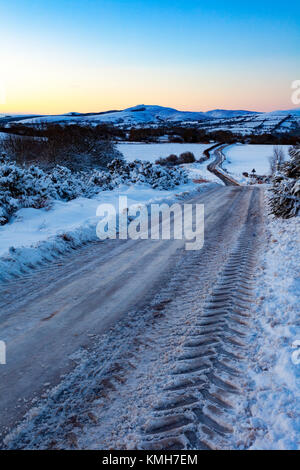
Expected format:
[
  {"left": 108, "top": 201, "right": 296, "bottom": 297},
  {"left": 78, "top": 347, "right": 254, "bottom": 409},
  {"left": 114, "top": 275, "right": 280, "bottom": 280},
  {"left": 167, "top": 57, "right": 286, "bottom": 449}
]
[{"left": 1, "top": 0, "right": 299, "bottom": 113}]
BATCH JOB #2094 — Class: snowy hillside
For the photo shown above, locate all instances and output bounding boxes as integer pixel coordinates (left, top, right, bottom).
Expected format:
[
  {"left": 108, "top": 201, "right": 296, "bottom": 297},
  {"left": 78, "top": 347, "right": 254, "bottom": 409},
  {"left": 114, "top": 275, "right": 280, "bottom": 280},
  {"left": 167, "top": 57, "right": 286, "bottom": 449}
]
[
  {"left": 205, "top": 109, "right": 258, "bottom": 118},
  {"left": 4, "top": 105, "right": 300, "bottom": 135},
  {"left": 199, "top": 110, "right": 300, "bottom": 135},
  {"left": 12, "top": 105, "right": 256, "bottom": 126}
]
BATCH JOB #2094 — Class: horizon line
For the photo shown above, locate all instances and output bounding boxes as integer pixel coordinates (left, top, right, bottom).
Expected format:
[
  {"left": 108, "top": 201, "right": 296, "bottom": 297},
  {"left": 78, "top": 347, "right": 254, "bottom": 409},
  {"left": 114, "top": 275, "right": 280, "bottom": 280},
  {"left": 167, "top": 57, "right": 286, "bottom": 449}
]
[{"left": 1, "top": 103, "right": 299, "bottom": 117}]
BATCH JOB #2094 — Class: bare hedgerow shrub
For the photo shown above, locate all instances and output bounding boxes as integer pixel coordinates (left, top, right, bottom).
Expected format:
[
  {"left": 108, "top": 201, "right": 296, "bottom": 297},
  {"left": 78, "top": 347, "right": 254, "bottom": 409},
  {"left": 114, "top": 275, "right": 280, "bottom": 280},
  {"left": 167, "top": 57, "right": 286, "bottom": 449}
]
[
  {"left": 156, "top": 152, "right": 196, "bottom": 166},
  {"left": 0, "top": 124, "right": 123, "bottom": 171},
  {"left": 166, "top": 154, "right": 179, "bottom": 165},
  {"left": 178, "top": 152, "right": 196, "bottom": 164},
  {"left": 155, "top": 154, "right": 179, "bottom": 166},
  {"left": 1, "top": 135, "right": 46, "bottom": 166}
]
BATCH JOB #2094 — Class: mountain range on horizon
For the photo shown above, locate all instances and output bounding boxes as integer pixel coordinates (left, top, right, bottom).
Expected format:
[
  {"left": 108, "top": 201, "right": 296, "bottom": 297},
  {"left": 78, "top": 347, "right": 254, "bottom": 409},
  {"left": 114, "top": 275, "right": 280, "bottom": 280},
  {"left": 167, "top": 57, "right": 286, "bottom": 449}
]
[
  {"left": 1, "top": 104, "right": 300, "bottom": 120},
  {"left": 1, "top": 105, "right": 300, "bottom": 134}
]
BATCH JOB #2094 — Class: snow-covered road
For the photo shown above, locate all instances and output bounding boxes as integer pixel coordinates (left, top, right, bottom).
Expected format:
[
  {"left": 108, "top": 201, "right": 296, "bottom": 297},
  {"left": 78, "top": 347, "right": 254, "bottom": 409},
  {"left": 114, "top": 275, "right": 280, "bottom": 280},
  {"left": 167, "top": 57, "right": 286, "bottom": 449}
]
[
  {"left": 0, "top": 185, "right": 266, "bottom": 449},
  {"left": 207, "top": 145, "right": 241, "bottom": 186}
]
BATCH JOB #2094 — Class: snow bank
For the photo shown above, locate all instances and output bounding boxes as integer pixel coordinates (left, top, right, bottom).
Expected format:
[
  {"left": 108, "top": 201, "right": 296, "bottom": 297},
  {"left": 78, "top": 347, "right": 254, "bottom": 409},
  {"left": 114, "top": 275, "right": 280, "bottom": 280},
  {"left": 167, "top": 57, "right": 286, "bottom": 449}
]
[
  {"left": 269, "top": 145, "right": 300, "bottom": 218},
  {"left": 0, "top": 181, "right": 216, "bottom": 281},
  {"left": 0, "top": 155, "right": 189, "bottom": 225},
  {"left": 249, "top": 198, "right": 300, "bottom": 449}
]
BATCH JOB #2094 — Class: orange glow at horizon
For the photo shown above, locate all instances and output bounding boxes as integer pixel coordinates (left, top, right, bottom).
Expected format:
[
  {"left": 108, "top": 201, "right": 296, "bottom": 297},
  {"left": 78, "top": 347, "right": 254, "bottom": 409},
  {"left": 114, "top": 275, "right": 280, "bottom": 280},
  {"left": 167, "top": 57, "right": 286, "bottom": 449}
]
[
  {"left": 1, "top": 70, "right": 296, "bottom": 115},
  {"left": 0, "top": 50, "right": 297, "bottom": 115}
]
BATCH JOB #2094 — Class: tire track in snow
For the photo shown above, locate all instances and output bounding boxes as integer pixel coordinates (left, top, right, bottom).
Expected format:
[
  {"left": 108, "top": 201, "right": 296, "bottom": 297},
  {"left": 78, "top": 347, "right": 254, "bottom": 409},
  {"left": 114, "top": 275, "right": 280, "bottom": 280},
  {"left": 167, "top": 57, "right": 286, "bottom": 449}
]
[{"left": 139, "top": 189, "right": 263, "bottom": 450}]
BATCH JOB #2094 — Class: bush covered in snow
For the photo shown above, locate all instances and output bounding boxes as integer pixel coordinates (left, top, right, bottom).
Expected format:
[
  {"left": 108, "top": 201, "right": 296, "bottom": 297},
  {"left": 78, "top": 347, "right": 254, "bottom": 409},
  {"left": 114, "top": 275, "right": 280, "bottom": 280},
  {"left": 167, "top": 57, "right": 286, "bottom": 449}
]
[
  {"left": 107, "top": 159, "right": 188, "bottom": 189},
  {"left": 269, "top": 145, "right": 300, "bottom": 218},
  {"left": 0, "top": 155, "right": 188, "bottom": 225}
]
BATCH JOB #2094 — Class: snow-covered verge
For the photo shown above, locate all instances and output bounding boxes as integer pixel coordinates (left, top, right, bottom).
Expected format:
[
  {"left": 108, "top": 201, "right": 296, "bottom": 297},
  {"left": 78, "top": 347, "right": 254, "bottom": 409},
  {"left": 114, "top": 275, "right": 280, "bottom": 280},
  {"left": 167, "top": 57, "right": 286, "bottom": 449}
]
[
  {"left": 247, "top": 197, "right": 300, "bottom": 449},
  {"left": 0, "top": 176, "right": 217, "bottom": 282},
  {"left": 269, "top": 145, "right": 300, "bottom": 218},
  {"left": 0, "top": 155, "right": 189, "bottom": 226},
  {"left": 183, "top": 162, "right": 221, "bottom": 184}
]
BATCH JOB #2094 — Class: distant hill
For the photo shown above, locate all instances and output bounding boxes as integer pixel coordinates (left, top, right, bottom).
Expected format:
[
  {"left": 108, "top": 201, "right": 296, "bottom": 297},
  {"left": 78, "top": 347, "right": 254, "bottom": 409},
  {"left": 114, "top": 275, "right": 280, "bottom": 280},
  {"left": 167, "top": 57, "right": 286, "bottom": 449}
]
[
  {"left": 3, "top": 105, "right": 300, "bottom": 136},
  {"left": 10, "top": 104, "right": 258, "bottom": 125},
  {"left": 205, "top": 109, "right": 259, "bottom": 118}
]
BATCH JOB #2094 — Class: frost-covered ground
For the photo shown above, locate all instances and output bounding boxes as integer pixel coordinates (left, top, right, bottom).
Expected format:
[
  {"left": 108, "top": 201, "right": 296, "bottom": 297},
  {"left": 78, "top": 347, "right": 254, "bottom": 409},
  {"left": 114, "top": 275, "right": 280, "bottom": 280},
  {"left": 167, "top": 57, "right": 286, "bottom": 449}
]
[
  {"left": 247, "top": 195, "right": 300, "bottom": 449},
  {"left": 117, "top": 142, "right": 212, "bottom": 163},
  {"left": 183, "top": 161, "right": 221, "bottom": 184},
  {"left": 223, "top": 144, "right": 291, "bottom": 182}
]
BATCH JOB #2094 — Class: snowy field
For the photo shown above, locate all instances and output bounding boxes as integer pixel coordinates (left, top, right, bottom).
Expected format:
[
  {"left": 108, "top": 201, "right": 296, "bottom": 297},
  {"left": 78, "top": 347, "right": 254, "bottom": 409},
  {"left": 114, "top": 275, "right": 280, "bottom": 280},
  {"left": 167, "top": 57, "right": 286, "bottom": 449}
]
[
  {"left": 117, "top": 142, "right": 212, "bottom": 163},
  {"left": 117, "top": 142, "right": 221, "bottom": 183},
  {"left": 223, "top": 144, "right": 291, "bottom": 182}
]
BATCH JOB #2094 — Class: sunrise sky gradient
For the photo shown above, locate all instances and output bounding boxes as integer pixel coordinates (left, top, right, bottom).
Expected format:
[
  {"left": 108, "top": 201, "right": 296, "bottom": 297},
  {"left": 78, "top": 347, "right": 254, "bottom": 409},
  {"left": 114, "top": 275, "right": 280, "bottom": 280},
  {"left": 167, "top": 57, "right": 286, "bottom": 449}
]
[{"left": 1, "top": 0, "right": 299, "bottom": 114}]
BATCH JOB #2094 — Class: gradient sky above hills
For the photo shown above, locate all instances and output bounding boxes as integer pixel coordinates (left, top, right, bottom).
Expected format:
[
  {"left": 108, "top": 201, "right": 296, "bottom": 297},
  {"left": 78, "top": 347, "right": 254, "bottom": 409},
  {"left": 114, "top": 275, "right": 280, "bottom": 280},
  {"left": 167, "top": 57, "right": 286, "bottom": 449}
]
[{"left": 1, "top": 0, "right": 299, "bottom": 114}]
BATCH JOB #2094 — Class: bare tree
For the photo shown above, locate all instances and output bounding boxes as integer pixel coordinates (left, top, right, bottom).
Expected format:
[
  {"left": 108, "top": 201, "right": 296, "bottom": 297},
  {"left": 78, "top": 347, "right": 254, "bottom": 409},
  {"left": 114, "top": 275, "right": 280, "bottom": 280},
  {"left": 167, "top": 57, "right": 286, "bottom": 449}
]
[
  {"left": 269, "top": 154, "right": 277, "bottom": 175},
  {"left": 0, "top": 124, "right": 123, "bottom": 170},
  {"left": 269, "top": 146, "right": 285, "bottom": 175}
]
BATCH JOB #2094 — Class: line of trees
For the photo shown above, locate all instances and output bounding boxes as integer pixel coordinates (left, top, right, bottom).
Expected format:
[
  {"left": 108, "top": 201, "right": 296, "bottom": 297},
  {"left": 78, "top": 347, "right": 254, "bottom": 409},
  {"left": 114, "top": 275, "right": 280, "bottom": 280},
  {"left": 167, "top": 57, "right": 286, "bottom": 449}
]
[
  {"left": 128, "top": 126, "right": 300, "bottom": 145},
  {"left": 1, "top": 121, "right": 299, "bottom": 146},
  {"left": 155, "top": 152, "right": 196, "bottom": 166},
  {"left": 0, "top": 124, "right": 123, "bottom": 171}
]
